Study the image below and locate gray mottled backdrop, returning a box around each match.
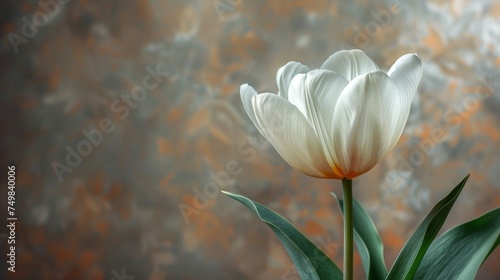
[1,0,499,279]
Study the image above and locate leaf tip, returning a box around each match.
[460,173,471,186]
[330,192,339,200]
[221,190,234,196]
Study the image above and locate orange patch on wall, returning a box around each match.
[95,220,109,235]
[29,227,47,245]
[90,172,104,195]
[78,250,98,268]
[382,230,404,249]
[157,137,173,155]
[302,220,326,236]
[167,108,183,124]
[423,27,444,54]
[314,208,331,219]
[47,242,77,267]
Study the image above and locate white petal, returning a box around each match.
[287,73,308,116]
[287,69,349,176]
[276,61,310,99]
[332,71,398,178]
[240,84,266,136]
[387,54,423,95]
[321,49,379,81]
[253,93,340,178]
[384,54,423,154]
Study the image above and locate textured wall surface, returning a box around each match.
[0,0,499,279]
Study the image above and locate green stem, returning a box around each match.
[342,178,353,280]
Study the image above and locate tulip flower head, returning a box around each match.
[240,49,423,179]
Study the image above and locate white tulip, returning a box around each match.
[240,49,423,179]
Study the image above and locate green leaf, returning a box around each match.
[386,174,470,280]
[222,191,343,280]
[332,193,388,280]
[414,208,500,280]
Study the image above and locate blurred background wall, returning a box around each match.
[0,0,499,279]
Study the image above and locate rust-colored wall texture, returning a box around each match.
[0,0,499,279]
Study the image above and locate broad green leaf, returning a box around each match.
[332,193,388,280]
[386,174,470,280]
[414,208,500,280]
[222,191,343,280]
